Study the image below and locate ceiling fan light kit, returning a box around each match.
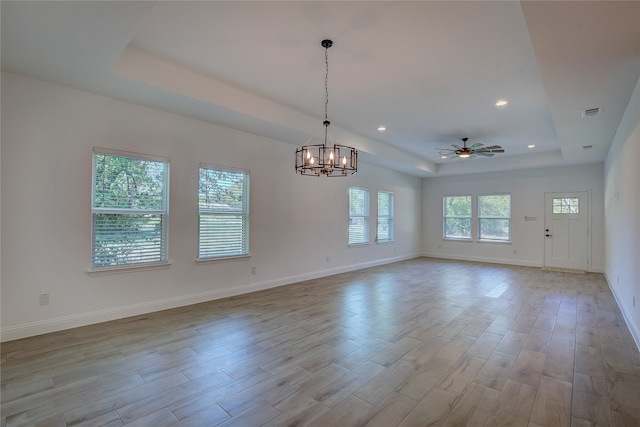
[438,137,504,160]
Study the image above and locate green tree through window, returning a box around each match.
[443,195,472,239]
[478,194,511,241]
[198,166,250,259]
[92,149,169,267]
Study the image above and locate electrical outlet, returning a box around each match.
[513,249,517,255]
[251,267,256,275]
[39,293,50,306]
[326,256,330,263]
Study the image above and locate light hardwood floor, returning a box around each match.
[2,258,640,426]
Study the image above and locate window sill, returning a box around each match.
[196,254,251,265]
[477,239,512,244]
[87,262,172,276]
[376,240,394,244]
[442,237,473,242]
[348,243,370,248]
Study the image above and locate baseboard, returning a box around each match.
[421,252,543,268]
[0,253,421,342]
[0,284,266,342]
[604,274,640,352]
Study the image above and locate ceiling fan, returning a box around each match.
[438,138,504,159]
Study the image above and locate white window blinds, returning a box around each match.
[443,195,472,239]
[198,165,250,259]
[478,194,511,241]
[377,191,394,243]
[91,149,169,268]
[349,187,370,245]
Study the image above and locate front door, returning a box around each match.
[544,192,589,271]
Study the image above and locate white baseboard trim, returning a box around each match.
[421,252,543,268]
[1,253,421,342]
[604,274,640,352]
[422,253,605,273]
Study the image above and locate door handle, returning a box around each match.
[546,234,552,237]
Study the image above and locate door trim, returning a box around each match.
[543,190,591,271]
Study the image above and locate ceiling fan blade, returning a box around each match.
[452,144,462,149]
[485,145,503,150]
[474,147,505,153]
[475,152,495,157]
[470,143,484,149]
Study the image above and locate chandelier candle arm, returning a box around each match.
[295,39,357,177]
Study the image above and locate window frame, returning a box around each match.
[552,197,580,214]
[376,190,394,243]
[442,195,472,240]
[477,193,511,242]
[90,147,170,271]
[197,163,250,261]
[349,187,370,246]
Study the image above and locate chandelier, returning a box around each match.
[295,39,357,177]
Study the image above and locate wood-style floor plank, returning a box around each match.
[2,258,640,426]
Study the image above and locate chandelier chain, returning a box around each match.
[324,45,329,123]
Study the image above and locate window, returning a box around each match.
[91,148,169,268]
[198,165,250,259]
[478,194,511,241]
[377,191,394,243]
[349,187,369,245]
[443,195,472,239]
[552,197,579,214]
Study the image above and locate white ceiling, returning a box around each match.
[2,1,639,177]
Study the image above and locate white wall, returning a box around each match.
[422,164,605,271]
[604,75,640,348]
[0,72,422,341]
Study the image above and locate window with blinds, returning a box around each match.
[377,191,394,243]
[478,194,511,241]
[91,149,169,268]
[198,165,250,259]
[443,195,472,239]
[349,187,370,245]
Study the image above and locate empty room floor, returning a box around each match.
[2,258,640,426]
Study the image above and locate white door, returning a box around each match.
[544,192,589,271]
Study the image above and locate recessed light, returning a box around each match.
[377,126,386,132]
[528,144,536,148]
[495,99,508,107]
